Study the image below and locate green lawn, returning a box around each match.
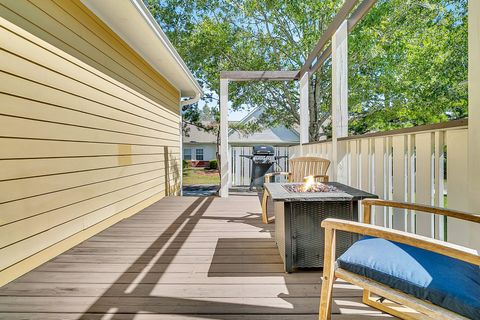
[183,168,220,185]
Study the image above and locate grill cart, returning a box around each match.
[240,145,287,191]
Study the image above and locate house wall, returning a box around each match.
[183,144,217,162]
[0,0,181,285]
[228,127,299,145]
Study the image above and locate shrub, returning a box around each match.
[208,159,218,169]
[183,160,189,170]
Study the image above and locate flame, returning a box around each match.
[303,175,315,192]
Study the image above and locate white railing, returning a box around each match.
[289,119,478,248]
[230,146,290,187]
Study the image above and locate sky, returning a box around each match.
[198,100,249,121]
[197,89,251,121]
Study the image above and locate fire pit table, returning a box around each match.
[264,181,377,272]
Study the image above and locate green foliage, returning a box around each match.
[208,159,218,169]
[200,105,216,122]
[348,0,468,133]
[182,159,189,170]
[146,0,467,138]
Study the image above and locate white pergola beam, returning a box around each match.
[299,72,310,148]
[298,0,359,78]
[219,79,229,197]
[220,71,298,81]
[331,20,349,181]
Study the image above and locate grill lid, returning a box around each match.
[252,145,275,155]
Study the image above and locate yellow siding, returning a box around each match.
[0,0,182,286]
[0,0,179,110]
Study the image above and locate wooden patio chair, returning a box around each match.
[319,199,480,320]
[261,156,330,224]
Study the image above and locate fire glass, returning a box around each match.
[282,182,339,193]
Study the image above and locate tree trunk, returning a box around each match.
[215,129,221,181]
[308,74,322,142]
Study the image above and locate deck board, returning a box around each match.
[0,193,395,319]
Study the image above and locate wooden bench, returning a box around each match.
[319,199,480,320]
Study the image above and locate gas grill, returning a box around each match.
[240,145,287,191]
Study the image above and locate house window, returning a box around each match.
[183,148,192,160]
[195,148,204,161]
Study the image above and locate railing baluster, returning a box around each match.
[392,135,408,231]
[407,134,416,233]
[415,133,435,238]
[446,129,471,246]
[373,137,387,227]
[434,131,445,240]
[286,121,469,245]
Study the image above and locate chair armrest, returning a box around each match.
[361,198,480,225]
[264,172,291,183]
[321,218,480,266]
[304,175,329,182]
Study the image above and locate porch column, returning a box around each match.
[467,0,480,248]
[299,71,310,153]
[331,20,348,181]
[219,78,229,197]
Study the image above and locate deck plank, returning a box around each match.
[0,314,392,320]
[0,193,395,319]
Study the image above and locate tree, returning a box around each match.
[146,0,467,139]
[348,0,468,133]
[199,105,216,122]
[145,0,342,141]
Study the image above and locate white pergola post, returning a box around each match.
[467,0,480,248]
[299,71,310,153]
[219,79,229,197]
[331,20,348,181]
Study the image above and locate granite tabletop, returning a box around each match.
[264,182,377,202]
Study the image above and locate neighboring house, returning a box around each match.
[182,108,299,169]
[183,123,217,167]
[0,0,201,285]
[228,107,299,146]
[228,108,299,186]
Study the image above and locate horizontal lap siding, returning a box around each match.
[0,0,181,282]
[0,0,179,111]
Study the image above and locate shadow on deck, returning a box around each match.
[0,193,394,319]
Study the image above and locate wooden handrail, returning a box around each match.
[264,172,291,183]
[362,198,480,225]
[321,218,480,266]
[302,118,468,146]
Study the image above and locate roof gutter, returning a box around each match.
[128,0,203,98]
[80,0,203,100]
[181,92,202,107]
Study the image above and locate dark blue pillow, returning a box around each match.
[337,236,480,319]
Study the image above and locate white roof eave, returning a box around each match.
[80,0,202,100]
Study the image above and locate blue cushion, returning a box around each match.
[337,236,480,319]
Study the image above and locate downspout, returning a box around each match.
[179,92,202,196]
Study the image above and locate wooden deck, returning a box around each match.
[0,193,394,319]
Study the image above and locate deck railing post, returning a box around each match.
[332,20,348,182]
[450,0,480,249]
[220,78,229,197]
[467,0,480,249]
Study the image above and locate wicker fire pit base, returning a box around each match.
[264,182,377,272]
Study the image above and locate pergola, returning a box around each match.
[219,0,376,197]
[219,0,480,204]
